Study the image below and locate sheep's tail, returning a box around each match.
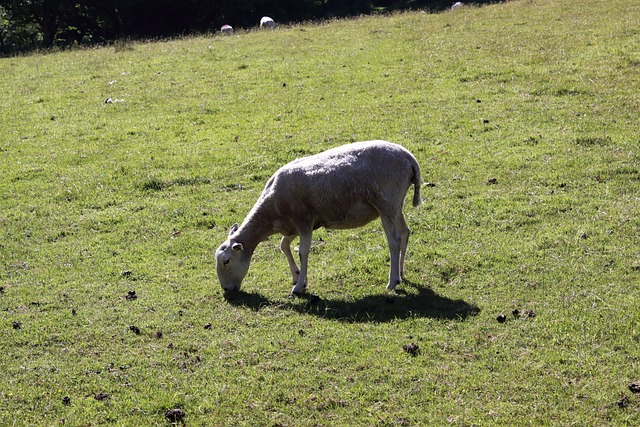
[411,161,422,208]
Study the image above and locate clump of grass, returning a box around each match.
[574,135,612,146]
[113,38,134,53]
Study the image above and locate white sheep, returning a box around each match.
[259,16,276,29]
[221,25,234,35]
[451,2,464,10]
[215,140,422,295]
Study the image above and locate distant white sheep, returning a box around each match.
[221,25,234,35]
[215,140,422,295]
[260,16,275,29]
[451,2,464,10]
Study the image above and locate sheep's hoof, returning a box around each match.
[290,283,307,296]
[386,280,401,291]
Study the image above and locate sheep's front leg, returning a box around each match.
[280,235,300,284]
[291,231,312,295]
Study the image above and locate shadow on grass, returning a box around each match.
[224,280,480,323]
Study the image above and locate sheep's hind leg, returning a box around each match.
[280,235,300,285]
[291,231,312,295]
[380,215,402,290]
[397,214,410,279]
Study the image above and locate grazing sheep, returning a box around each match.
[215,140,422,295]
[451,2,464,10]
[260,16,275,29]
[221,24,234,35]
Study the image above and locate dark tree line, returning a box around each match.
[0,0,495,54]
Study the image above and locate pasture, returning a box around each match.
[1,0,639,425]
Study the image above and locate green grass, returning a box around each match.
[1,0,640,425]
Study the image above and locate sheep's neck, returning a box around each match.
[235,203,276,249]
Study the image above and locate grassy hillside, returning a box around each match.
[1,0,639,425]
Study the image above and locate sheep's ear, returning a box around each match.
[232,242,244,251]
[229,223,239,236]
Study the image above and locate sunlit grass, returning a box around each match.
[1,0,639,425]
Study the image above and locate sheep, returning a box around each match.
[260,16,276,29]
[215,140,422,295]
[221,24,234,35]
[451,2,464,10]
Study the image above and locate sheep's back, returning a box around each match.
[264,141,417,229]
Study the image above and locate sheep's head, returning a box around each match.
[215,224,251,292]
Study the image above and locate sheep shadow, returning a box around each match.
[223,280,480,323]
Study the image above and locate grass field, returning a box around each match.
[1,0,640,425]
